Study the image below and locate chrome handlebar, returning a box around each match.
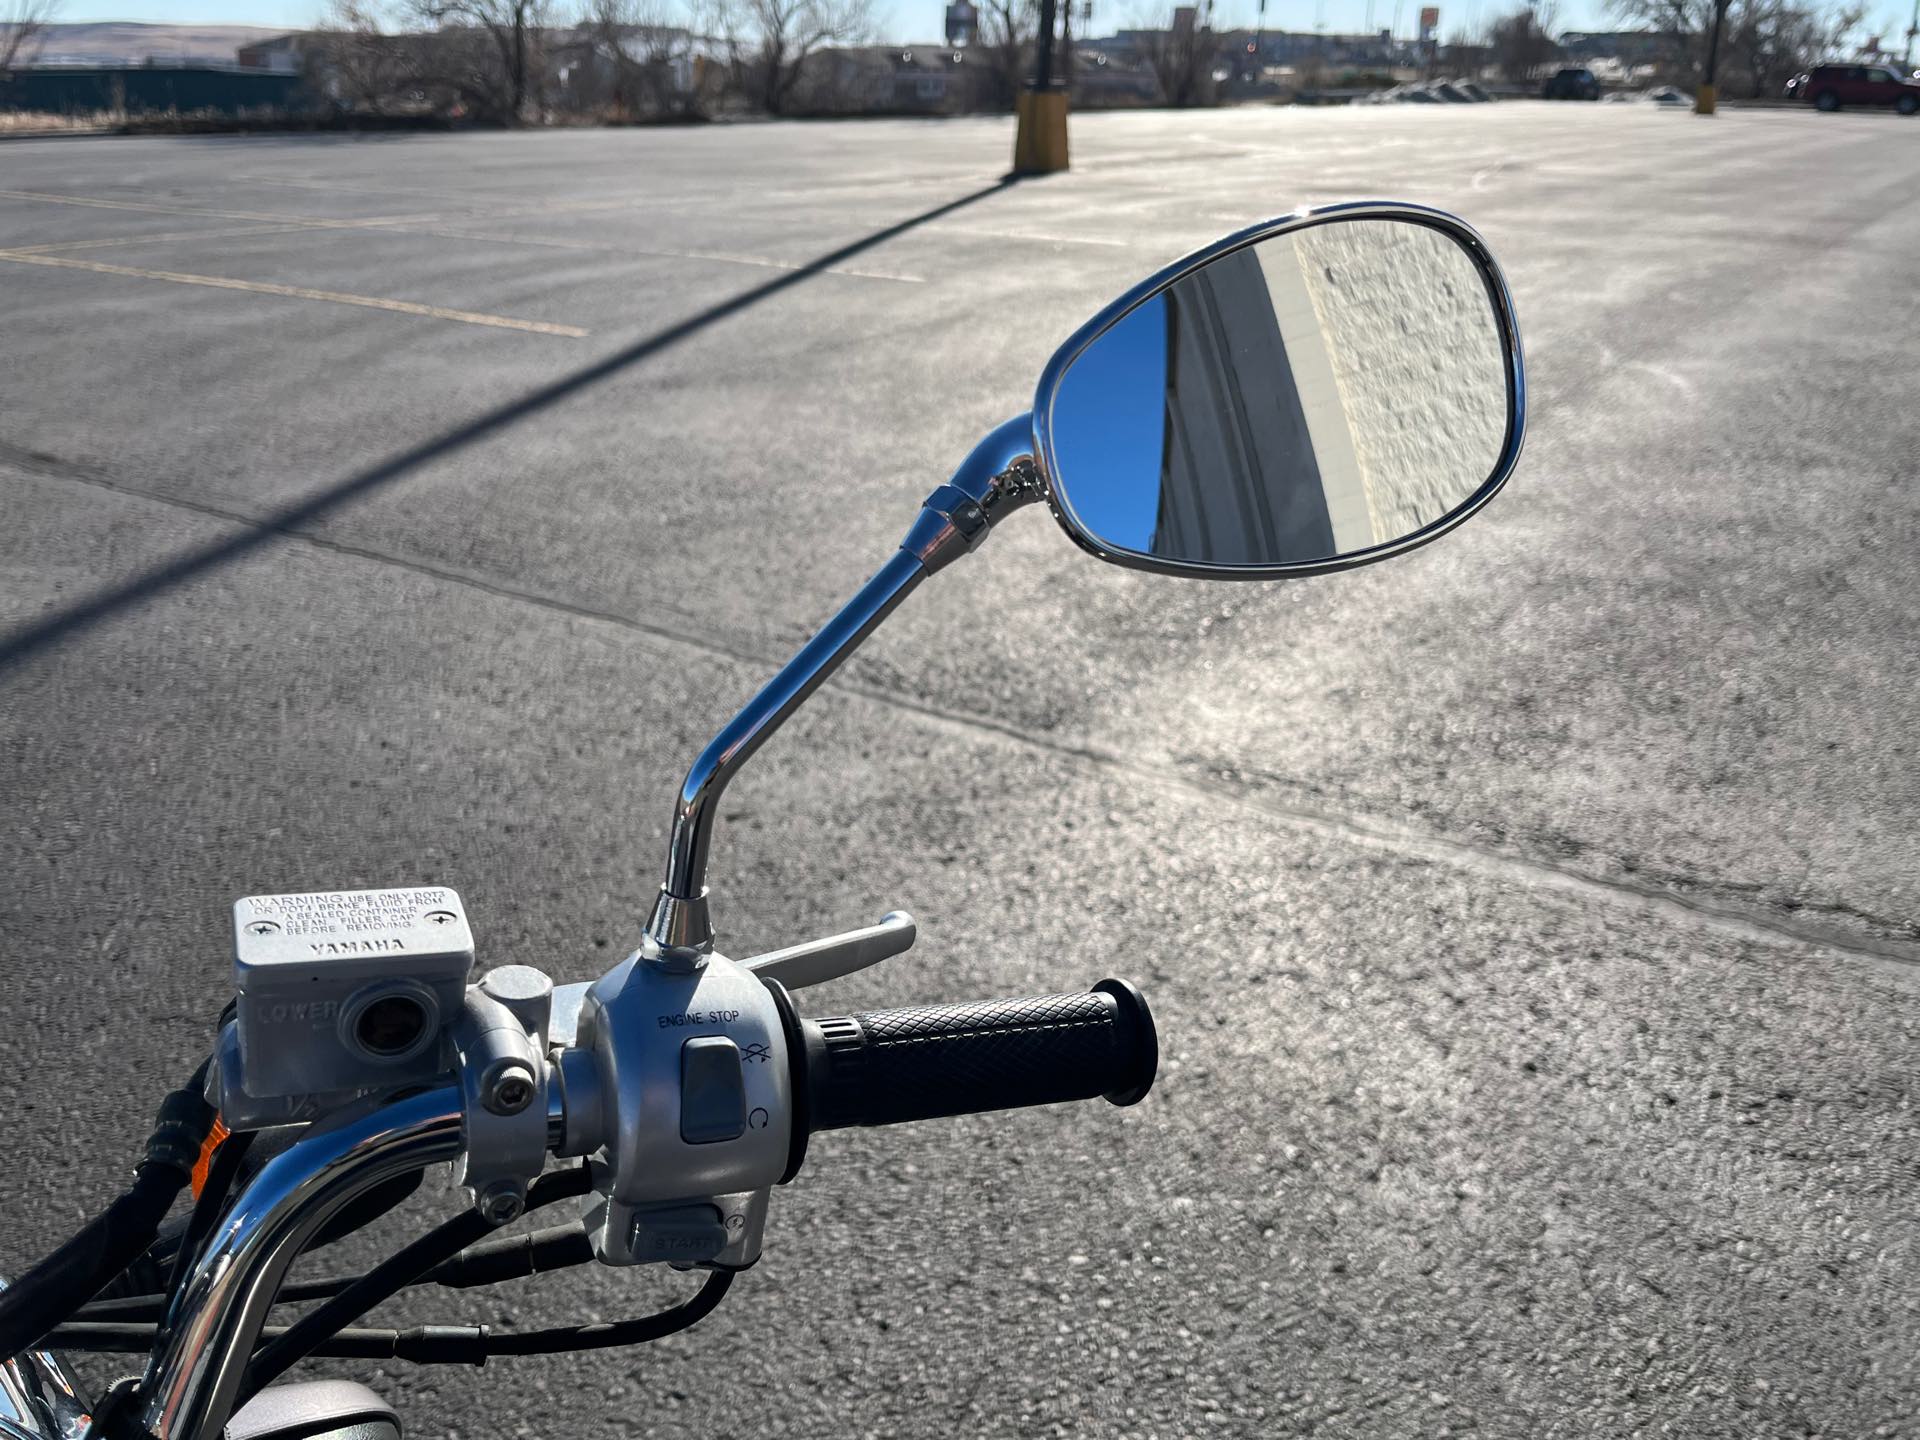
[119,909,1140,1440]
[144,937,812,1440]
[139,1089,465,1440]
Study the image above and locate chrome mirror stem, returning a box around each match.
[645,414,1043,966]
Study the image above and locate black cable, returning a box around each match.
[162,1129,255,1306]
[52,1269,734,1365]
[0,1058,216,1362]
[86,1166,428,1313]
[481,1269,733,1355]
[87,1214,189,1307]
[425,1221,596,1290]
[239,1162,593,1400]
[52,1321,493,1365]
[78,1221,597,1323]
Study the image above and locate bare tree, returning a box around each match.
[405,0,551,119]
[1487,3,1559,79]
[1609,0,1712,78]
[1727,0,1860,92]
[1611,0,1860,84]
[1134,0,1219,106]
[578,0,697,116]
[715,0,870,114]
[313,0,423,113]
[974,0,1036,107]
[2,0,62,78]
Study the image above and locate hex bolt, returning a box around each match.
[481,1058,537,1116]
[245,920,280,936]
[478,1181,523,1225]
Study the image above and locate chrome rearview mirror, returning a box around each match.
[643,202,1526,962]
[1034,203,1525,577]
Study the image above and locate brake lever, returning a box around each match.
[547,913,915,1050]
[743,911,917,990]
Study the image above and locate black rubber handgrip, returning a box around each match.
[801,979,1156,1132]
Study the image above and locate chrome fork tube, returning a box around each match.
[139,1089,464,1440]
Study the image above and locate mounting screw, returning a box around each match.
[424,911,457,926]
[478,1181,523,1225]
[245,921,280,936]
[481,1058,536,1116]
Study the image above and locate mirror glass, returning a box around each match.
[1044,217,1513,571]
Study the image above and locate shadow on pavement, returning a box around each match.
[0,173,1027,674]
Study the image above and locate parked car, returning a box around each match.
[1786,63,1920,112]
[1542,67,1601,100]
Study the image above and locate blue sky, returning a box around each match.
[1049,292,1170,555]
[54,0,1912,53]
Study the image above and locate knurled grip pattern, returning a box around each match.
[807,987,1154,1130]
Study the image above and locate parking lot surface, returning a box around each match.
[3,103,1919,1438]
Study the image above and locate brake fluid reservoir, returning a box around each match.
[232,887,475,1100]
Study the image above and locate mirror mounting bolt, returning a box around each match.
[903,484,989,575]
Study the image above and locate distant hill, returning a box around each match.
[21,21,289,67]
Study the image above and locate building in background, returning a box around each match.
[236,33,310,72]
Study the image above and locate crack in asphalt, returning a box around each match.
[6,443,1916,976]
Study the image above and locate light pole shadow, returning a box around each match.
[0,173,1030,674]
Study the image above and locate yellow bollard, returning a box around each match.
[1694,83,1717,114]
[1013,88,1070,174]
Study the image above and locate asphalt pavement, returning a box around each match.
[2,102,1918,1438]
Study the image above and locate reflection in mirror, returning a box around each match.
[1046,218,1512,570]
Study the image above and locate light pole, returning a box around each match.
[1061,0,1074,98]
[1013,0,1069,170]
[1695,0,1727,112]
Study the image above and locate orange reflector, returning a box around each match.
[190,1116,231,1198]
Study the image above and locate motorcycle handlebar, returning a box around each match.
[797,979,1157,1133]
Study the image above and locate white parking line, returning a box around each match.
[0,249,588,337]
[4,223,326,255]
[0,187,437,230]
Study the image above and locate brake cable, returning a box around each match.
[52,1155,733,1370]
[49,1268,734,1366]
[239,1160,595,1399]
[76,1221,597,1323]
